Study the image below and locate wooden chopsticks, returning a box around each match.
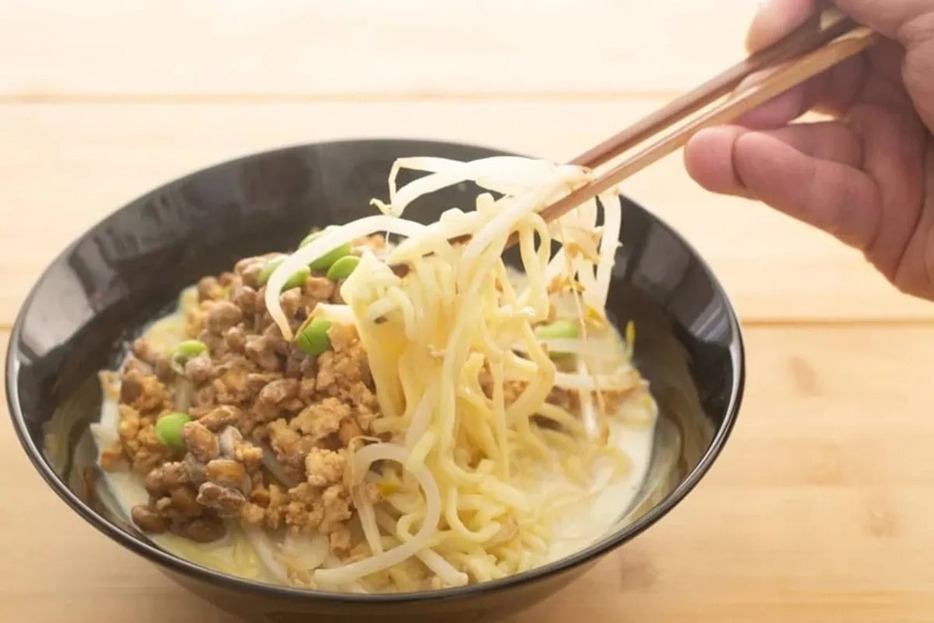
[568,10,859,169]
[538,10,876,228]
[389,10,876,276]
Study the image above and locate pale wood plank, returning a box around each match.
[3,326,934,622]
[0,0,757,98]
[1,102,930,325]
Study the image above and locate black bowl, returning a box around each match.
[6,139,743,623]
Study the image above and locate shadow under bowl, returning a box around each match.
[5,138,744,623]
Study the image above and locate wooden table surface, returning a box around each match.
[2,2,934,621]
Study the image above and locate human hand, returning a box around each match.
[683,0,934,300]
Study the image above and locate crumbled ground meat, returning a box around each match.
[131,338,173,381]
[259,378,300,407]
[230,434,264,471]
[303,277,335,303]
[318,484,353,533]
[279,288,303,319]
[291,398,349,440]
[267,418,321,474]
[329,526,354,555]
[338,417,364,446]
[119,369,171,414]
[183,421,220,462]
[206,458,246,489]
[225,325,248,353]
[131,505,169,533]
[213,361,253,404]
[207,300,243,333]
[197,327,228,359]
[184,453,208,486]
[241,481,354,537]
[304,448,345,487]
[116,404,174,472]
[197,405,242,432]
[105,235,385,552]
[184,354,214,384]
[245,334,282,371]
[197,481,247,517]
[198,276,226,302]
[345,541,373,563]
[126,423,264,541]
[298,375,316,401]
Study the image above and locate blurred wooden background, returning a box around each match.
[2,2,933,622]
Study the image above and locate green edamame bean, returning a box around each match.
[257,258,310,289]
[155,412,192,450]
[297,318,332,356]
[300,228,353,271]
[283,266,311,289]
[173,339,207,361]
[326,255,360,281]
[534,319,580,340]
[309,242,352,271]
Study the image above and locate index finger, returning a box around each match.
[746,0,820,52]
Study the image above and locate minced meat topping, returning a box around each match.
[100,235,386,546]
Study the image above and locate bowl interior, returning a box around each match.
[6,138,743,599]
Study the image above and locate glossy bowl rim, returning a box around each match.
[5,137,744,605]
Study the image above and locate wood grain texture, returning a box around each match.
[4,1,934,620]
[2,102,931,326]
[3,327,934,623]
[0,0,757,99]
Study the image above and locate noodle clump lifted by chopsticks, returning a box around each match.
[259,156,636,589]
